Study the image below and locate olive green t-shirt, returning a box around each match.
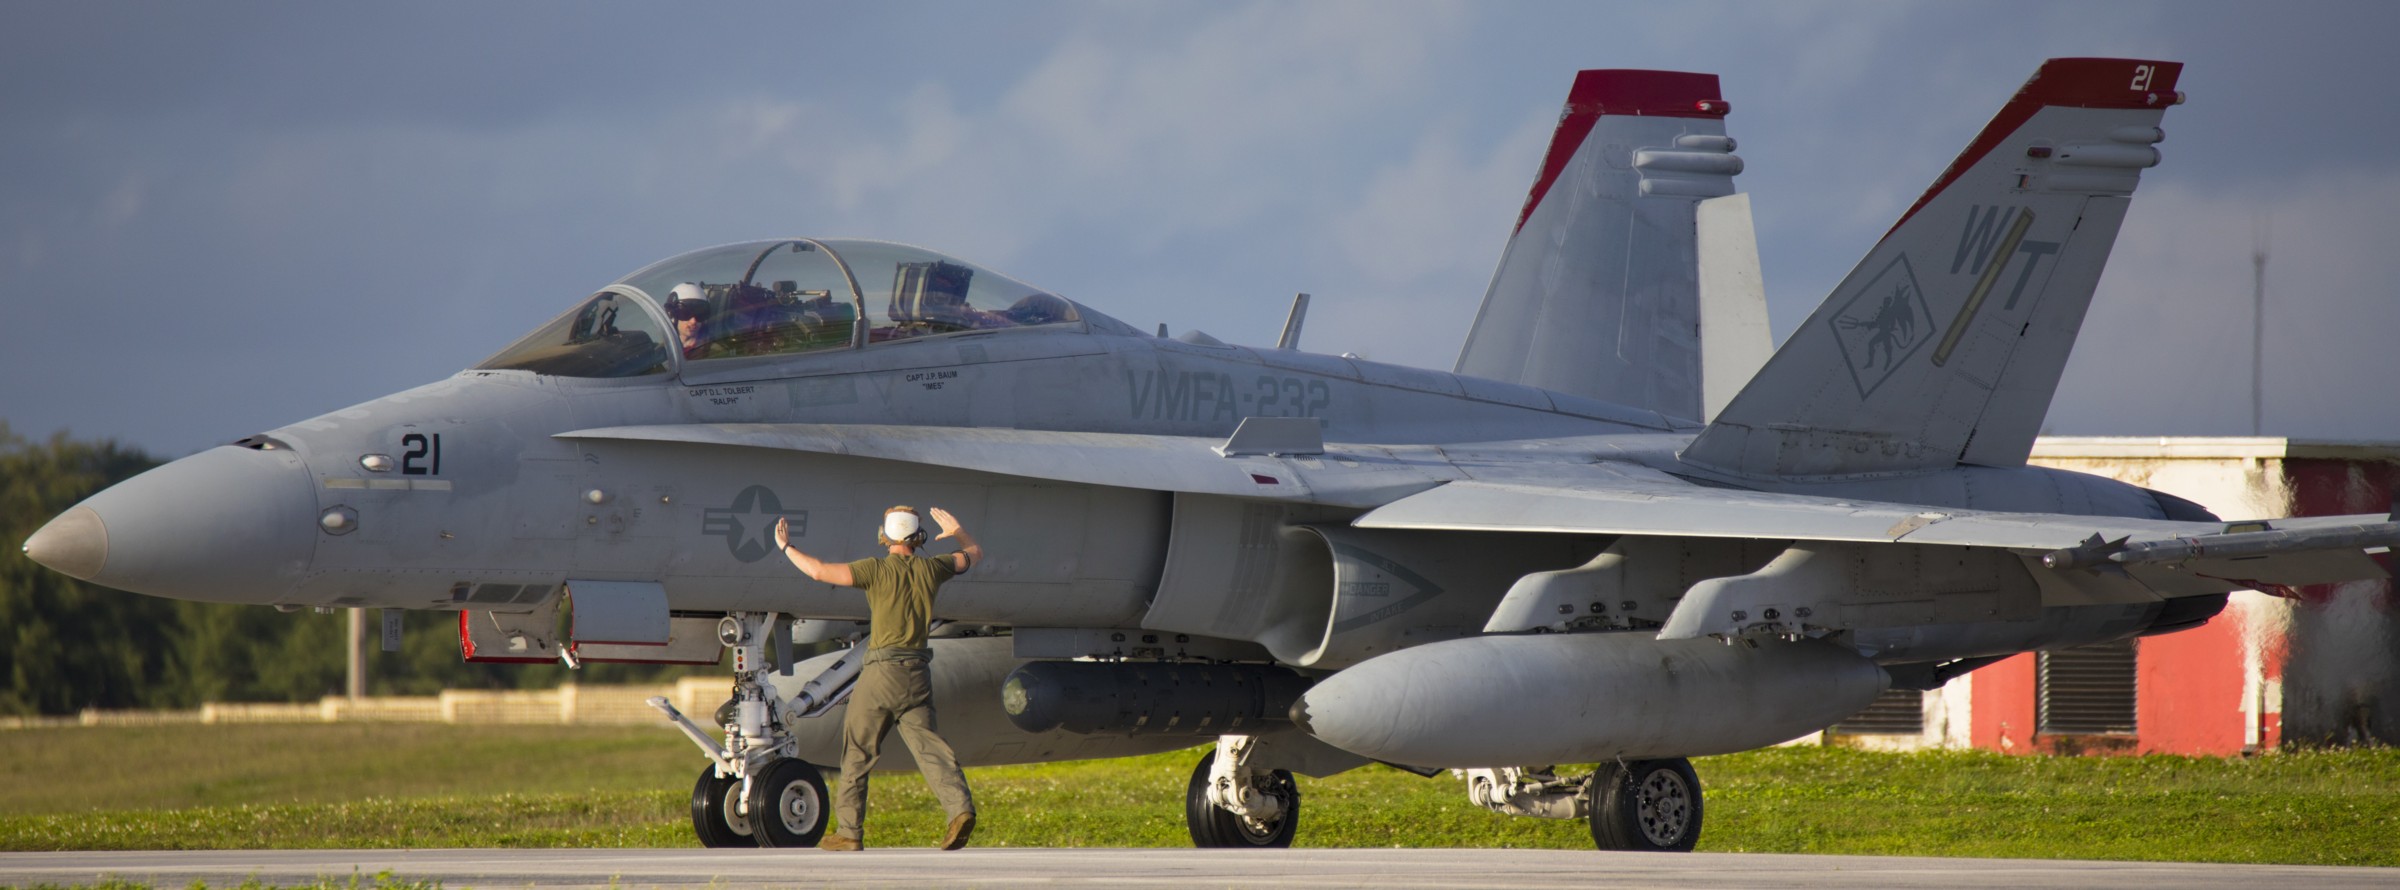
[844,552,961,651]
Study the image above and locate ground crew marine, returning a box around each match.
[774,505,983,852]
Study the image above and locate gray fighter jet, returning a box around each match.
[26,58,2397,852]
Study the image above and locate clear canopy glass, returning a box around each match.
[476,239,1116,378]
[622,238,1086,356]
[473,289,671,378]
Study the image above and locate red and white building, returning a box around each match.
[1834,438,2399,755]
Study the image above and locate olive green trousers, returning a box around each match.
[834,649,974,840]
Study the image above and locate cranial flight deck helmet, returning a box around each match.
[878,506,927,548]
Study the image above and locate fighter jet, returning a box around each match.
[26,58,2398,852]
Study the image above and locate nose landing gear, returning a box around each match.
[650,611,839,849]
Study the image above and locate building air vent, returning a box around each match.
[2038,639,2138,736]
[1836,687,1927,735]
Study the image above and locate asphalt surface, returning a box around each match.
[4,848,2397,889]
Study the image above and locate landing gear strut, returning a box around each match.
[1458,757,1703,851]
[650,611,838,849]
[1186,736,1300,847]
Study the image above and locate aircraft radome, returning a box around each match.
[26,58,2400,851]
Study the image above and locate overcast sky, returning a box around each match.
[4,1,2396,457]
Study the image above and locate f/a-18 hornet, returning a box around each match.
[28,58,2398,851]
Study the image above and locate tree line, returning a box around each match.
[1,425,705,716]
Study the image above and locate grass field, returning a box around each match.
[1,723,2395,865]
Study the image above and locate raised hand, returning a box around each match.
[929,507,962,539]
[774,516,792,549]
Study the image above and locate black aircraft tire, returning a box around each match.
[1184,751,1299,848]
[744,759,831,848]
[1589,758,1703,852]
[690,765,756,848]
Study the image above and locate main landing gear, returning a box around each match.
[652,611,845,848]
[1587,759,1702,851]
[1461,758,1703,851]
[1185,736,1301,847]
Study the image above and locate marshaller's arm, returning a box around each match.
[774,517,853,586]
[930,507,983,573]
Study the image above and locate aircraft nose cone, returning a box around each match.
[23,505,108,580]
[32,445,319,603]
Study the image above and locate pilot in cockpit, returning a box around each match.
[909,264,1007,333]
[998,292,1073,326]
[666,283,715,359]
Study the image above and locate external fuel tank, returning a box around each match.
[1290,631,1888,767]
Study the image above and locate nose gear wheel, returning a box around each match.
[746,758,830,848]
[690,765,757,848]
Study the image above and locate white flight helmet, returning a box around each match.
[665,283,710,321]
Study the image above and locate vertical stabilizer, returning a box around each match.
[1683,58,2184,479]
[1456,70,1741,422]
[1696,193,1771,422]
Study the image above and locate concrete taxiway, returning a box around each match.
[4,848,2396,889]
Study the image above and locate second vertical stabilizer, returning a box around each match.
[1456,70,1741,422]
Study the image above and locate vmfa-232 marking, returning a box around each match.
[664,329,1654,436]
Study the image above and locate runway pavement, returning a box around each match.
[4,848,2397,889]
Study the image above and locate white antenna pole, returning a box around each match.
[2251,216,2269,437]
[347,607,366,700]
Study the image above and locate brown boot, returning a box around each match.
[939,812,976,850]
[820,833,864,852]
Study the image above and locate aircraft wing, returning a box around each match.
[565,424,2389,592]
[1355,467,2396,592]
[556,423,1449,508]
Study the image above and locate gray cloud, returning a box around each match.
[3,0,2395,456]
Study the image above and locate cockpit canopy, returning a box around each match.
[476,239,1117,378]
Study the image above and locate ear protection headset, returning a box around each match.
[877,505,928,547]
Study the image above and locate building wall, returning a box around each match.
[1964,653,2035,753]
[2025,441,2294,755]
[2134,612,2248,755]
[1852,439,2400,755]
[2280,458,2400,746]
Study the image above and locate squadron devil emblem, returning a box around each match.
[1827,255,1934,398]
